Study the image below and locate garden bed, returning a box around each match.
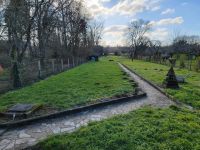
[0,57,141,127]
[0,90,146,128]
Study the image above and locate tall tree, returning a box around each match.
[127,19,151,60]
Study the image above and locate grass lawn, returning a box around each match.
[0,57,134,111]
[31,107,200,150]
[115,56,200,109]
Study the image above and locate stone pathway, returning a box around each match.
[0,64,174,150]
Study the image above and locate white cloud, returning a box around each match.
[103,26,171,46]
[161,8,175,15]
[149,17,184,26]
[104,25,128,35]
[102,25,129,46]
[145,28,169,43]
[102,22,174,46]
[84,0,161,17]
[84,0,110,17]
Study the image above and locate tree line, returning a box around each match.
[0,0,103,88]
[126,19,200,71]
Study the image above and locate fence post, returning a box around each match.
[52,59,55,73]
[68,58,70,68]
[38,60,41,78]
[73,57,75,67]
[61,59,64,71]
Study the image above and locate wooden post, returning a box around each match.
[52,59,55,73]
[68,58,70,68]
[38,60,41,78]
[73,57,75,67]
[61,59,64,70]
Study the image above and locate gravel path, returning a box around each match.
[0,63,174,150]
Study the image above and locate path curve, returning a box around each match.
[0,63,174,150]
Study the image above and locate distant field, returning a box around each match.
[115,56,200,109]
[33,107,200,150]
[0,57,134,111]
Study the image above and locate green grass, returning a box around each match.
[0,57,134,111]
[32,107,200,150]
[115,56,200,109]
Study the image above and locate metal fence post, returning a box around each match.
[52,59,55,73]
[38,60,41,78]
[61,59,64,71]
[67,58,69,68]
[73,57,75,67]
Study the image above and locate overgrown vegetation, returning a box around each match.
[0,57,134,111]
[116,56,200,108]
[179,54,187,68]
[31,107,200,150]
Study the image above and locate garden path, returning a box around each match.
[0,63,174,150]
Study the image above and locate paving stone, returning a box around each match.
[61,127,75,133]
[34,129,42,133]
[4,141,15,150]
[19,130,31,138]
[51,127,60,134]
[15,138,36,145]
[64,121,75,126]
[0,139,10,150]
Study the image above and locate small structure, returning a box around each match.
[88,55,99,62]
[1,104,41,120]
[176,76,185,83]
[163,58,179,89]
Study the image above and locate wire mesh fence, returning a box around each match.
[0,57,87,94]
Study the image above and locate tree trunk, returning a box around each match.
[11,61,22,88]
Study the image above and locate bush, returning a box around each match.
[179,54,187,68]
[194,56,200,72]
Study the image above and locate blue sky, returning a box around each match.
[85,0,200,46]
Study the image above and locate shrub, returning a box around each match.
[194,56,200,72]
[179,54,187,68]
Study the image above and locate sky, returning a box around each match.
[84,0,200,46]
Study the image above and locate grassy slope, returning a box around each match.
[0,57,133,111]
[33,107,200,150]
[115,57,200,109]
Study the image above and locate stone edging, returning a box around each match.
[121,64,186,107]
[0,92,146,129]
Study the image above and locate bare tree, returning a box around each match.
[127,19,151,61]
[150,40,161,62]
[0,0,103,88]
[87,20,104,47]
